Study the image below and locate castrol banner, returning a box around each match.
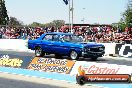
[70,61,132,76]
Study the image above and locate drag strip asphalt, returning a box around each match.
[0,50,132,66]
[0,50,132,88]
[0,72,98,88]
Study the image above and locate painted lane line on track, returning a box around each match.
[0,67,102,88]
[0,67,75,83]
[0,67,132,88]
[0,73,99,88]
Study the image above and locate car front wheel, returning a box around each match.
[35,47,44,57]
[70,51,79,60]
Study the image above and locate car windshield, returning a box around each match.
[62,35,83,43]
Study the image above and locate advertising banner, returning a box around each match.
[75,62,132,85]
[0,55,23,68]
[70,61,132,76]
[0,54,33,69]
[115,44,132,58]
[28,57,75,74]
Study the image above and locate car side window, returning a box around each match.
[43,34,53,41]
[63,35,71,42]
[52,35,59,41]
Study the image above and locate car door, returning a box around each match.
[41,34,54,53]
[52,34,65,54]
[52,35,72,55]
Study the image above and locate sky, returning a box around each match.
[5,0,128,25]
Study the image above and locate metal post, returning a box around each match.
[83,8,85,24]
[69,0,71,32]
[71,0,73,33]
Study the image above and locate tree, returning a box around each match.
[45,22,54,28]
[122,0,132,28]
[44,20,65,28]
[116,0,132,31]
[51,20,65,29]
[8,17,23,26]
[28,20,65,28]
[0,0,9,25]
[28,22,44,27]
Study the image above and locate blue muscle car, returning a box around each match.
[28,32,105,60]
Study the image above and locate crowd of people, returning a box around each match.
[61,26,132,44]
[0,25,131,44]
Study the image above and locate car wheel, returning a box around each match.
[91,57,98,61]
[70,51,79,60]
[35,47,44,57]
[76,76,86,85]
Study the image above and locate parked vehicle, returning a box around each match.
[28,32,105,60]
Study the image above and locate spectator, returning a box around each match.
[0,25,131,44]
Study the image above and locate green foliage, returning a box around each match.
[28,20,65,28]
[116,0,132,31]
[44,20,65,28]
[51,20,65,29]
[118,22,126,32]
[119,0,132,28]
[28,22,45,27]
[123,7,132,28]
[8,17,23,26]
[0,0,9,25]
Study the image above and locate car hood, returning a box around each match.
[79,42,104,47]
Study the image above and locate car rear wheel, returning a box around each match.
[35,47,44,57]
[70,51,79,60]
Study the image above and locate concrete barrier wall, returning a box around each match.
[1,39,131,57]
[100,43,116,55]
[0,39,116,55]
[0,39,33,52]
[115,44,132,58]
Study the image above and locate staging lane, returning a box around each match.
[0,50,132,66]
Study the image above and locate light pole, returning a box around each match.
[82,8,85,24]
[68,0,74,33]
[71,0,74,33]
[81,18,85,24]
[69,0,71,31]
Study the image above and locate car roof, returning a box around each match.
[38,32,77,40]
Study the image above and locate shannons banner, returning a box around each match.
[28,57,75,74]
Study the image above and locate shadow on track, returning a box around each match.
[42,54,108,62]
